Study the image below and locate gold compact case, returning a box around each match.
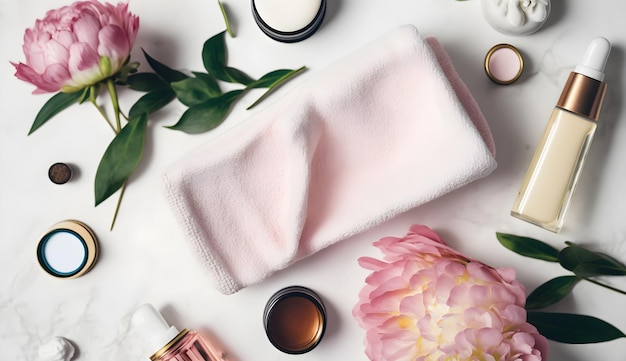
[263,286,326,354]
[36,220,99,279]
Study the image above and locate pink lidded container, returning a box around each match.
[484,44,524,85]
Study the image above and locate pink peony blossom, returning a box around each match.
[11,0,139,94]
[353,225,549,361]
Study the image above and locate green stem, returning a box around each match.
[106,78,122,132]
[110,181,127,231]
[583,276,626,295]
[90,87,117,133]
[105,79,126,231]
[218,0,235,37]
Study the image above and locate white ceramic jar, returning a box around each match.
[482,0,551,35]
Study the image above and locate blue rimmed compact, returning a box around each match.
[36,220,99,279]
[252,0,326,43]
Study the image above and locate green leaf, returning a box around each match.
[218,0,235,38]
[78,86,93,104]
[559,245,599,271]
[171,75,222,107]
[128,89,176,120]
[496,232,560,262]
[201,31,254,85]
[247,66,306,109]
[526,311,626,344]
[166,90,243,134]
[202,31,227,72]
[222,67,255,85]
[126,72,170,92]
[525,276,580,310]
[559,245,626,276]
[94,114,148,206]
[192,72,222,97]
[114,60,139,84]
[574,261,626,277]
[142,49,189,83]
[28,90,85,135]
[247,69,295,89]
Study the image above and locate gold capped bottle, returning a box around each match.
[131,304,229,361]
[511,37,611,233]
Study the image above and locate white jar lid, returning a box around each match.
[252,0,326,43]
[255,0,322,32]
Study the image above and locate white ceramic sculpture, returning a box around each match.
[482,0,551,35]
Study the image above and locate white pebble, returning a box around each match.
[38,337,75,361]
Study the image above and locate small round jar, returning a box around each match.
[252,0,326,43]
[264,286,326,354]
[485,44,524,85]
[37,220,99,279]
[48,163,73,184]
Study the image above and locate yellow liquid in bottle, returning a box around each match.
[511,108,596,232]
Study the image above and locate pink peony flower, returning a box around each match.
[353,225,549,361]
[11,0,139,94]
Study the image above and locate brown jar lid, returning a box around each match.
[48,163,73,184]
[264,286,326,354]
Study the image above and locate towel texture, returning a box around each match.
[163,25,497,294]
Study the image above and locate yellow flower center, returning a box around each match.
[397,315,413,329]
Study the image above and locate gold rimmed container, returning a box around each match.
[36,220,99,279]
[485,43,524,85]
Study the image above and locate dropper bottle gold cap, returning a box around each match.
[557,73,606,121]
[556,37,610,121]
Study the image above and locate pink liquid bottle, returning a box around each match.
[132,304,229,361]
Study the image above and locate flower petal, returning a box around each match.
[358,256,389,271]
[68,42,102,85]
[52,29,76,49]
[41,63,72,91]
[42,39,70,67]
[73,10,102,45]
[97,24,130,73]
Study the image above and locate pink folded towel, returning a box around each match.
[162,25,497,294]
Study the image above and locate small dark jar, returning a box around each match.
[263,286,327,354]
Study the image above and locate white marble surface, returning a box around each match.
[1,0,626,360]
